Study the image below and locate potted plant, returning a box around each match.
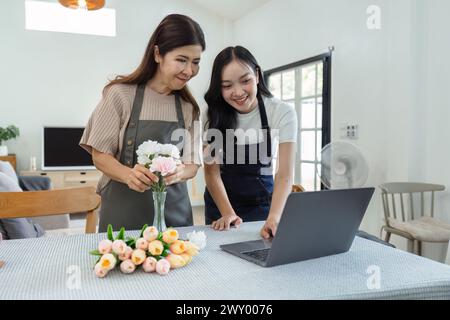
[0,125,20,156]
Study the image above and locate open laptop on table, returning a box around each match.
[220,188,375,267]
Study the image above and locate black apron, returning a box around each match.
[99,84,193,232]
[204,95,274,224]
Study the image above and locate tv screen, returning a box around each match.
[42,127,95,170]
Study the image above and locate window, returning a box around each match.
[25,0,116,37]
[265,53,331,191]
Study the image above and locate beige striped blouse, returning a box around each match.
[80,83,202,193]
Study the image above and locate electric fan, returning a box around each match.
[317,141,369,189]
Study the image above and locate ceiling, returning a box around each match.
[190,0,271,20]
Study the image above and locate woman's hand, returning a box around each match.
[163,163,186,186]
[125,164,159,193]
[260,216,280,239]
[212,214,243,231]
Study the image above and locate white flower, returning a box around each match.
[137,154,151,166]
[136,140,160,159]
[186,230,207,250]
[159,143,181,159]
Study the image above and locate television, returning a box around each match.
[42,127,95,170]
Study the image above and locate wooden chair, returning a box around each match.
[0,186,100,234]
[380,182,450,256]
[291,184,305,193]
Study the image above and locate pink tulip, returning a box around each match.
[142,257,157,273]
[180,253,192,265]
[170,240,187,255]
[120,259,136,274]
[98,239,112,254]
[162,229,179,244]
[143,226,159,242]
[99,253,117,271]
[184,241,200,257]
[131,249,146,265]
[136,238,148,250]
[112,240,127,255]
[148,240,164,256]
[118,246,133,261]
[156,259,171,275]
[166,254,186,269]
[94,263,108,278]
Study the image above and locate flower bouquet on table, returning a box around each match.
[90,224,207,278]
[136,140,182,231]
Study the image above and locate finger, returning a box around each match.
[135,165,159,183]
[224,218,231,230]
[261,228,270,239]
[219,219,225,231]
[234,217,243,228]
[164,177,172,186]
[129,180,145,193]
[271,224,277,237]
[211,221,216,228]
[164,175,178,186]
[134,171,152,186]
[131,177,147,192]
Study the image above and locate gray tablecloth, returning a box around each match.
[1,222,450,300]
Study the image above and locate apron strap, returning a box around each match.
[120,84,146,167]
[174,94,185,129]
[257,93,272,159]
[174,93,186,157]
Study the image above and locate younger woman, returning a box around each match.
[203,46,297,239]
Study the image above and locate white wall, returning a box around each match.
[0,0,224,175]
[231,0,450,260]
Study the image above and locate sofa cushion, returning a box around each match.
[0,172,45,240]
[0,161,18,185]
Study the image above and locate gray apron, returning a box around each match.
[98,84,193,232]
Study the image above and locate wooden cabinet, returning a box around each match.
[20,170,102,189]
[0,154,16,171]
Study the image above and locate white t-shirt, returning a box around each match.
[203,96,297,169]
[203,96,297,144]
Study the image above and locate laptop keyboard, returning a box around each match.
[242,248,270,261]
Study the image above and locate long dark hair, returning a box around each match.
[105,14,205,120]
[204,46,272,134]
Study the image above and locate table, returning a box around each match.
[1,222,450,300]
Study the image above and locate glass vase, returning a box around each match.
[152,191,167,232]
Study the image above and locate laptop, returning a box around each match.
[220,187,375,267]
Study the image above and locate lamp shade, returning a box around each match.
[58,0,105,10]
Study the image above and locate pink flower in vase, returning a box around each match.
[150,156,177,177]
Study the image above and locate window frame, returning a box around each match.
[264,52,332,190]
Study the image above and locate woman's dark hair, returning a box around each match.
[204,46,272,134]
[105,14,205,120]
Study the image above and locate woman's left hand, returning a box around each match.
[260,216,280,239]
[163,163,186,186]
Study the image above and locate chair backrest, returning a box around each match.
[292,184,305,193]
[0,187,100,233]
[379,182,445,224]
